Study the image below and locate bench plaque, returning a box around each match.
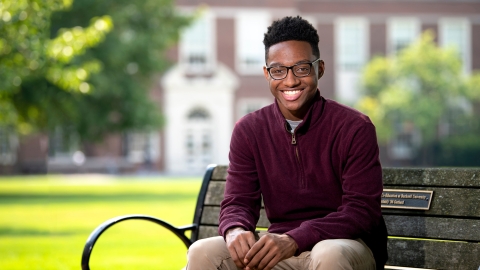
[381,189,433,210]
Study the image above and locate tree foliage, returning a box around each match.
[356,31,480,150]
[0,0,191,140]
[0,0,112,132]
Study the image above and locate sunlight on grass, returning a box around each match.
[0,175,202,270]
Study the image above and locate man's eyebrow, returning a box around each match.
[268,59,312,67]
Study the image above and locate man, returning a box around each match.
[186,16,388,270]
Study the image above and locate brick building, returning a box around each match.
[2,0,479,174]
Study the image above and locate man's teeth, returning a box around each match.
[283,90,301,95]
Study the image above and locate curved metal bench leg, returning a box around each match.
[81,214,196,270]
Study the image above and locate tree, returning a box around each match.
[355,31,480,165]
[0,0,191,140]
[0,0,112,131]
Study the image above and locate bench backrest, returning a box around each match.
[192,165,480,269]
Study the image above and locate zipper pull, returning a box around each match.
[291,133,297,145]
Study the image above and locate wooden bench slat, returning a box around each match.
[383,167,480,187]
[384,215,480,241]
[198,225,219,240]
[199,206,219,225]
[382,186,479,217]
[387,238,480,270]
[384,266,434,270]
[212,166,228,180]
[204,181,226,205]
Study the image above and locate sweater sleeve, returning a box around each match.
[285,122,384,254]
[218,119,262,237]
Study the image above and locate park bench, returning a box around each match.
[81,164,480,270]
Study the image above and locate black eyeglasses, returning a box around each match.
[266,58,321,80]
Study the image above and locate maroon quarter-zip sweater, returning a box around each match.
[219,92,388,268]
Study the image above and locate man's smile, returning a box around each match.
[282,90,302,95]
[281,89,303,101]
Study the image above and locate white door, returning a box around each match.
[184,108,212,172]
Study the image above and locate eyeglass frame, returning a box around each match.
[266,58,322,80]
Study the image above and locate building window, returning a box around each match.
[336,18,369,72]
[179,11,215,74]
[236,12,270,75]
[0,127,18,165]
[388,18,420,55]
[48,126,80,159]
[335,17,369,104]
[439,18,471,74]
[125,132,160,164]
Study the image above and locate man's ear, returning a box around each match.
[317,60,325,79]
[263,66,270,81]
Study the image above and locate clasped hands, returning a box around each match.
[225,227,298,270]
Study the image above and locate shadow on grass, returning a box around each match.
[0,193,196,205]
[0,227,77,236]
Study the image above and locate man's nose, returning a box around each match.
[282,69,300,87]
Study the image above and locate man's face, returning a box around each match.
[263,40,324,121]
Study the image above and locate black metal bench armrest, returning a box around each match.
[81,214,197,270]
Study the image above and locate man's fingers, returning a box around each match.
[256,252,280,270]
[226,229,256,268]
[245,233,298,270]
[245,237,278,270]
[245,236,275,268]
[244,236,265,264]
[226,235,246,268]
[227,244,246,268]
[238,231,256,262]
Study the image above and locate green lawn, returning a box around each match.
[0,174,202,270]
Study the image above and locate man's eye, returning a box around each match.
[271,68,285,74]
[295,66,310,72]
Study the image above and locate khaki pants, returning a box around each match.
[185,232,375,270]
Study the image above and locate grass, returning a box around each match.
[0,174,202,270]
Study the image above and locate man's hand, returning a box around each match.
[225,227,256,268]
[244,233,298,270]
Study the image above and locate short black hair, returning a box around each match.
[263,16,320,62]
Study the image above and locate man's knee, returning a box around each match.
[312,239,350,260]
[188,236,227,259]
[310,239,375,270]
[186,236,235,270]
